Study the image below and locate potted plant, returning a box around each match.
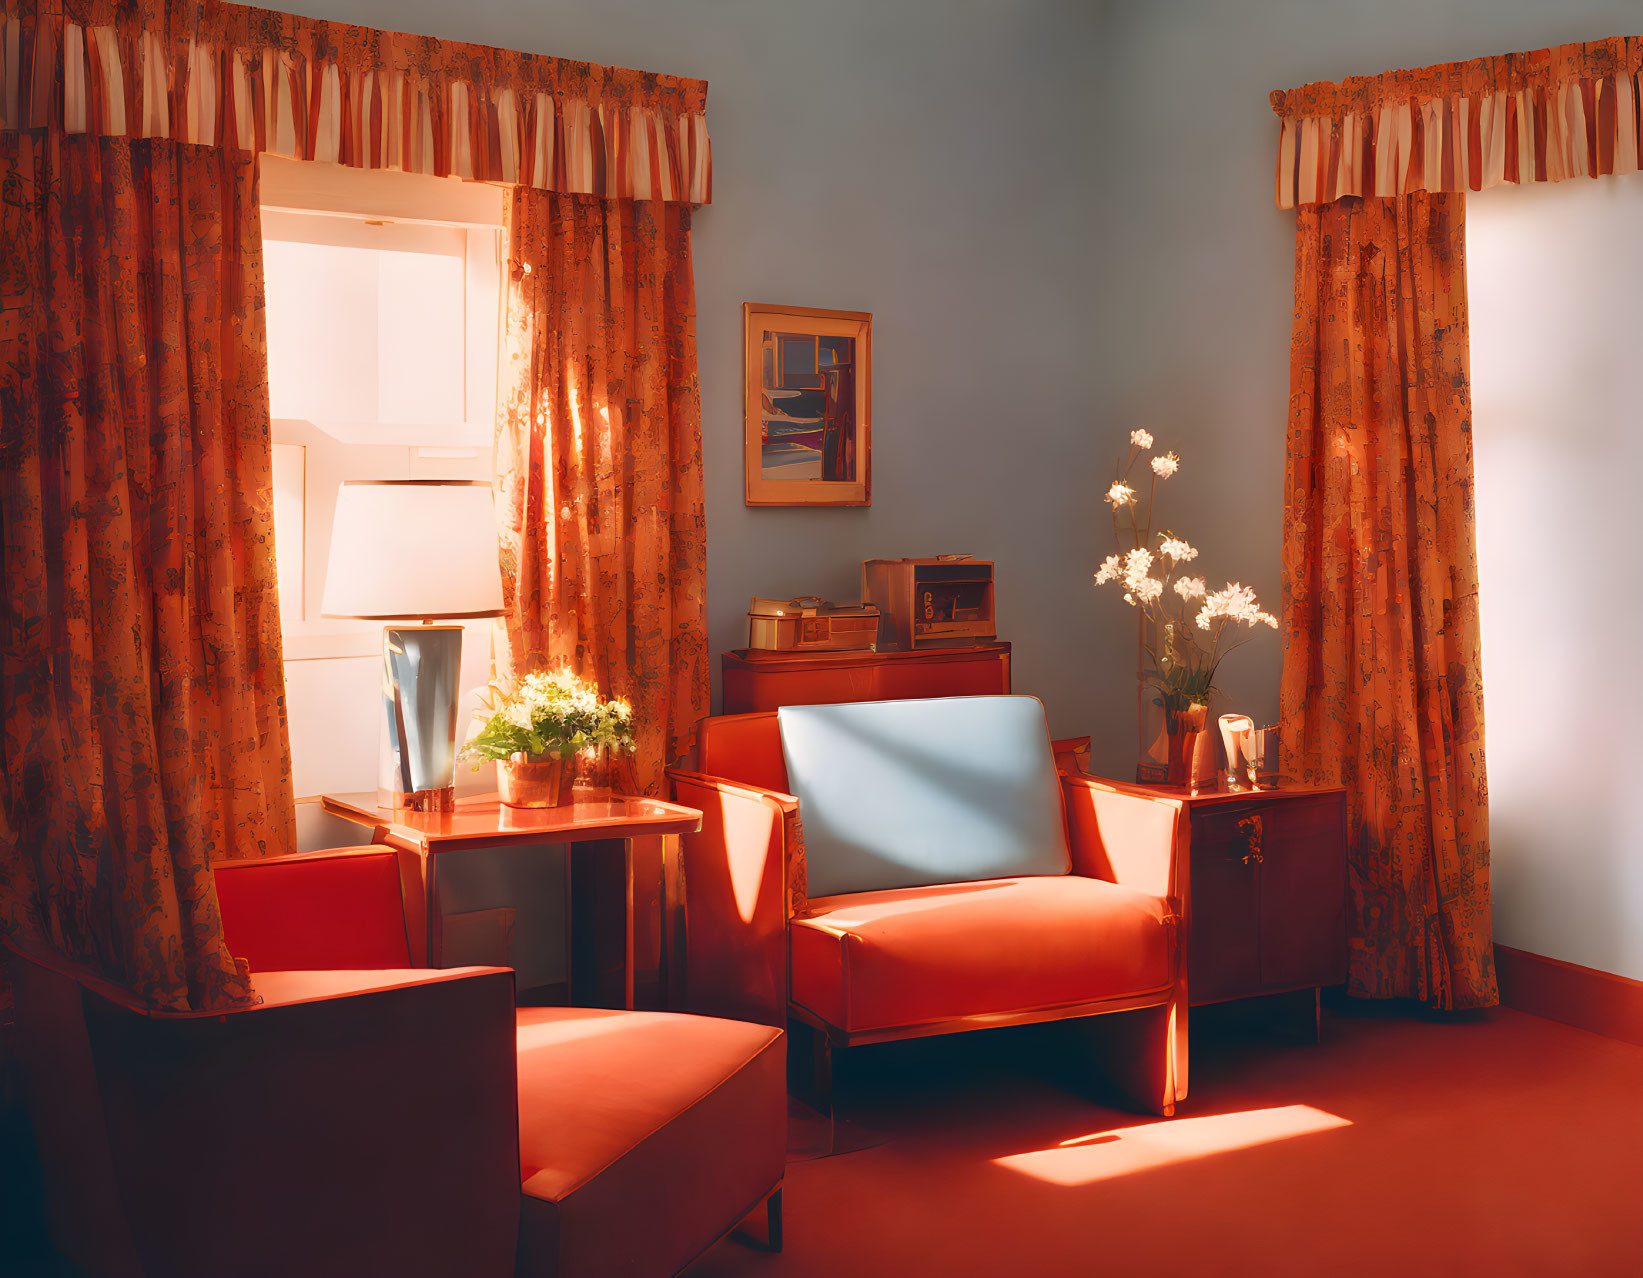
[1095,429,1278,785]
[461,668,636,808]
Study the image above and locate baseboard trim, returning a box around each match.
[1495,945,1643,1047]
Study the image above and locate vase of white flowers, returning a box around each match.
[461,668,637,808]
[1095,429,1279,785]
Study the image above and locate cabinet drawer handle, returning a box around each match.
[1232,814,1263,866]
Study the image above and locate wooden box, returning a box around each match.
[861,557,995,651]
[746,597,880,653]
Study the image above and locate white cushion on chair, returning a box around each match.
[776,696,1072,898]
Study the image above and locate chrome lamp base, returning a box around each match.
[379,624,463,812]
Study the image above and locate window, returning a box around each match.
[1469,176,1643,981]
[262,214,490,442]
[261,156,506,795]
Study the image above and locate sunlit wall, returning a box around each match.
[1468,175,1643,981]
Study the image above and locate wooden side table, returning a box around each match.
[322,792,702,1011]
[721,641,1011,713]
[1092,778,1349,1034]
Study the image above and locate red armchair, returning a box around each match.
[8,845,786,1277]
[669,697,1189,1117]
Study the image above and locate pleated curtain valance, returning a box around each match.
[0,0,712,202]
[1271,35,1643,209]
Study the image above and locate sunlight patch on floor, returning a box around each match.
[993,1105,1351,1186]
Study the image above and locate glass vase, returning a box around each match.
[572,743,639,798]
[1136,612,1167,783]
[1137,611,1220,788]
[1137,689,1170,784]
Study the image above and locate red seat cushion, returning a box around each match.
[790,875,1173,1034]
[514,1008,785,1277]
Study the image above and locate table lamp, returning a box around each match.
[321,480,505,812]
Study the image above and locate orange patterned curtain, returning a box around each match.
[1,0,711,202]
[0,130,292,1012]
[1279,191,1496,1011]
[496,190,707,795]
[1271,36,1643,208]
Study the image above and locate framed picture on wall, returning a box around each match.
[743,302,871,506]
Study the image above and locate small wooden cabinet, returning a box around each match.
[1109,782,1348,1014]
[721,642,1011,714]
[1185,787,1348,1009]
[861,557,996,650]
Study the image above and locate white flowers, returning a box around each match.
[1094,427,1276,711]
[518,668,601,718]
[1121,547,1154,593]
[461,666,637,766]
[1091,520,1279,642]
[1195,582,1266,631]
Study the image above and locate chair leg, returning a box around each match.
[767,1188,783,1253]
[786,1019,834,1118]
[731,1187,783,1253]
[1066,996,1188,1117]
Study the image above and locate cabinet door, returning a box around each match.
[1256,796,1348,991]
[1188,806,1264,1003]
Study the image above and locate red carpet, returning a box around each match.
[688,1004,1643,1278]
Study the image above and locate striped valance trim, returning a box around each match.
[1,0,712,202]
[1271,36,1642,209]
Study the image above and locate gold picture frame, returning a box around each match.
[743,302,871,506]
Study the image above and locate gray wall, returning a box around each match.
[278,0,1113,751]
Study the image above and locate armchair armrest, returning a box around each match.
[1051,735,1093,775]
[1061,774,1185,904]
[9,950,521,1278]
[666,769,796,1029]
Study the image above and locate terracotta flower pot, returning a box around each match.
[1165,703,1211,786]
[499,752,575,808]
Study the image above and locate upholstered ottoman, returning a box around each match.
[514,1008,786,1277]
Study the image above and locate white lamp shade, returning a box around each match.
[320,480,506,620]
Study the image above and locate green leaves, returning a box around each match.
[458,670,636,767]
[1141,617,1219,713]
